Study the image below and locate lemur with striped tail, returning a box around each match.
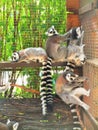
[55,70,90,130]
[45,25,86,116]
[12,47,48,116]
[11,26,86,118]
[12,47,53,116]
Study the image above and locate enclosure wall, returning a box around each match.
[80,0,98,129]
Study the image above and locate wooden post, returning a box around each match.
[82,108,98,130]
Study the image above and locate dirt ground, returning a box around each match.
[0,97,74,130]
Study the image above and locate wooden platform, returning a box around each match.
[0,98,73,130]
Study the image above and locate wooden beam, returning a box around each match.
[82,108,98,130]
[0,61,67,70]
[79,2,95,15]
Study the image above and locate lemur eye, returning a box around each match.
[70,77,74,81]
[50,31,53,33]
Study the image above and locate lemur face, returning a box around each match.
[67,43,86,66]
[7,119,19,130]
[45,25,58,36]
[63,71,78,83]
[12,52,20,62]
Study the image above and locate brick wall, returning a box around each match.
[66,0,80,30]
[83,60,98,130]
[67,0,98,129]
[80,10,98,59]
[80,0,98,129]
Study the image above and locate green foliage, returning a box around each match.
[0,0,67,98]
[14,87,33,98]
[0,0,67,60]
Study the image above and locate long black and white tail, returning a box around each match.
[70,104,82,130]
[40,57,53,116]
[46,57,53,112]
[40,60,48,116]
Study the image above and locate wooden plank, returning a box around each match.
[79,2,93,14]
[82,108,98,130]
[0,98,73,130]
[79,2,97,15]
[80,0,93,8]
[87,59,98,67]
[0,61,67,70]
[80,0,98,9]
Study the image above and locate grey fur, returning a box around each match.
[55,72,90,111]
[12,47,47,63]
[45,26,86,66]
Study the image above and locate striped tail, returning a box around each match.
[46,57,53,113]
[69,104,82,130]
[40,60,48,116]
[65,61,76,72]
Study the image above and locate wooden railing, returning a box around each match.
[0,61,67,70]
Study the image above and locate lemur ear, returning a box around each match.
[13,122,19,130]
[6,119,11,124]
[80,25,82,30]
[45,31,48,35]
[51,25,54,29]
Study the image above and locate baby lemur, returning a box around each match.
[55,70,90,111]
[0,119,19,130]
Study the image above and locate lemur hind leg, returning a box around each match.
[70,95,90,111]
[71,88,90,97]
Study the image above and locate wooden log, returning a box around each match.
[0,61,67,69]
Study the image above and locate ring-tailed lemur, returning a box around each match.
[0,119,19,130]
[12,47,48,116]
[12,47,53,116]
[45,25,86,115]
[11,26,86,118]
[55,70,90,130]
[12,47,47,63]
